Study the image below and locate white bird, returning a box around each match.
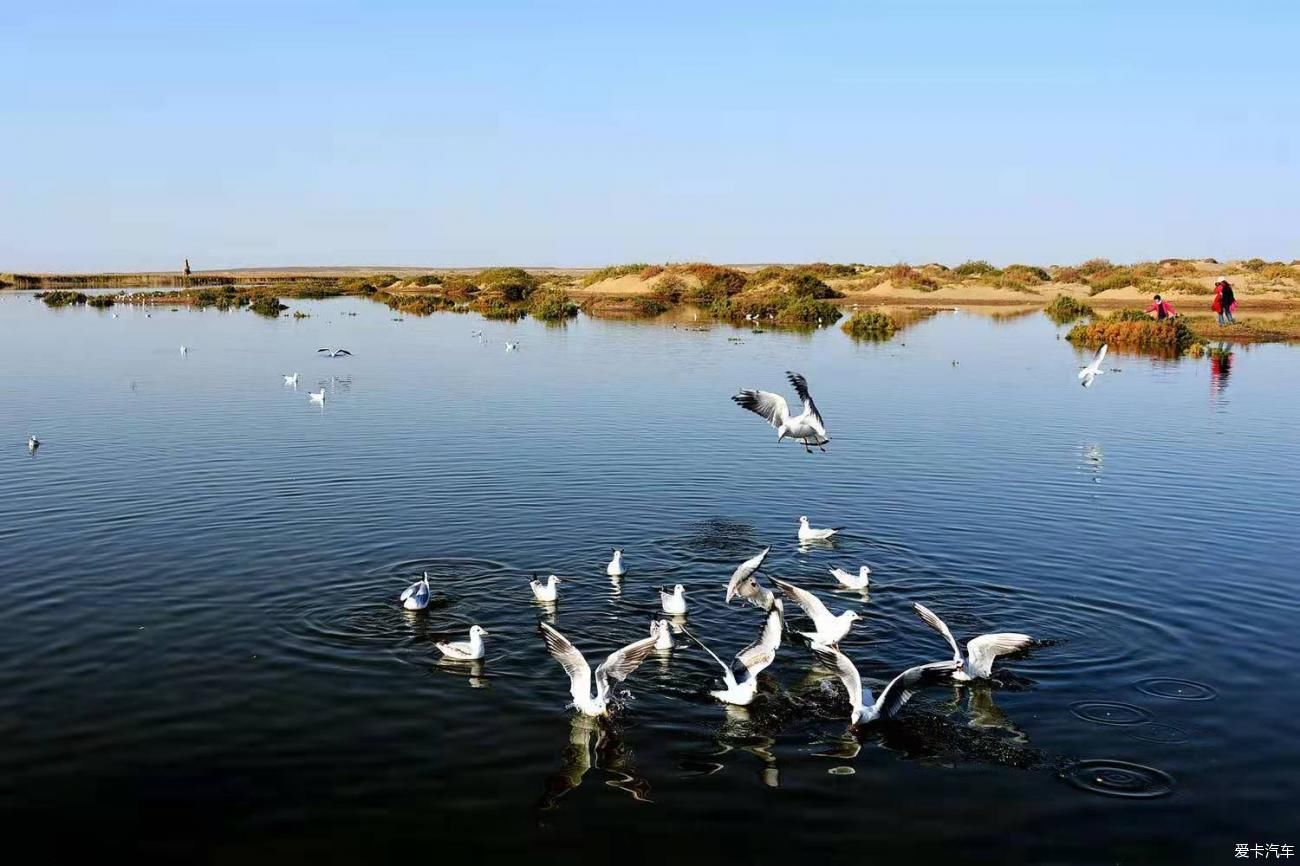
[180,345,188,355]
[308,389,325,404]
[659,584,687,615]
[772,577,861,646]
[530,574,561,602]
[436,625,489,660]
[283,373,299,386]
[1079,343,1108,388]
[606,549,626,577]
[505,342,519,352]
[539,622,659,717]
[400,573,432,611]
[685,607,783,706]
[732,371,830,453]
[912,603,1034,682]
[651,619,675,650]
[798,515,842,543]
[111,313,118,318]
[830,565,871,590]
[725,547,779,611]
[317,347,352,358]
[814,644,959,725]
[28,434,40,451]
[471,330,483,338]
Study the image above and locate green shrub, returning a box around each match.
[1077,258,1116,277]
[1003,264,1050,283]
[477,267,539,301]
[775,296,841,326]
[86,295,116,308]
[649,274,687,304]
[581,264,649,286]
[529,288,579,321]
[1241,258,1268,271]
[885,264,939,291]
[841,310,897,339]
[1044,294,1094,324]
[40,291,87,306]
[631,297,671,316]
[952,259,1000,277]
[1067,314,1196,354]
[250,296,287,317]
[1164,278,1213,295]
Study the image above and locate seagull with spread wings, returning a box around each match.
[539,622,660,717]
[772,577,861,646]
[725,548,780,612]
[317,347,352,358]
[912,602,1034,682]
[1078,343,1107,388]
[732,371,831,453]
[814,644,959,725]
[683,607,783,706]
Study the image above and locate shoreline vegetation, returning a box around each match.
[8,257,1300,351]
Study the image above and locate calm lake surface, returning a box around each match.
[2,294,1297,863]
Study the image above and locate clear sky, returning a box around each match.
[2,0,1297,271]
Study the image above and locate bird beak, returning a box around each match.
[479,629,491,636]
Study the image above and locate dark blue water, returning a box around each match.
[2,294,1297,863]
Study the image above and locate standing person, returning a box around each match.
[1213,277,1237,325]
[1146,294,1177,320]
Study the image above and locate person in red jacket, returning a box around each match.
[1212,278,1237,325]
[1146,294,1178,320]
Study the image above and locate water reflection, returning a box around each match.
[1209,345,1233,404]
[434,656,489,689]
[538,716,651,811]
[1082,443,1104,483]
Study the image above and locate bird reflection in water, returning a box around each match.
[538,715,651,811]
[434,656,488,689]
[938,683,1028,742]
[1082,443,1103,483]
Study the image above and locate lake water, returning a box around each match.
[2,293,1298,863]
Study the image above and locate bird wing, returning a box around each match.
[680,626,737,689]
[1094,343,1108,367]
[594,634,659,704]
[334,349,352,356]
[829,567,854,585]
[400,580,419,602]
[732,389,789,428]
[316,347,331,353]
[966,633,1033,679]
[540,622,593,705]
[873,660,960,720]
[812,645,863,712]
[786,371,825,431]
[734,608,783,681]
[773,577,836,633]
[726,548,770,603]
[912,602,963,662]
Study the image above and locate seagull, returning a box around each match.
[505,342,519,352]
[308,389,325,404]
[400,573,432,611]
[830,565,871,590]
[684,607,783,706]
[283,373,299,386]
[180,345,187,355]
[732,371,830,453]
[530,574,561,602]
[725,548,779,612]
[436,625,490,660]
[659,584,687,615]
[814,644,959,725]
[651,619,675,650]
[912,603,1034,682]
[1079,343,1108,388]
[538,622,659,717]
[606,549,626,577]
[471,330,483,338]
[317,347,352,358]
[798,515,842,543]
[27,435,40,452]
[772,577,861,646]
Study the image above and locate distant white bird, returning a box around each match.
[111,313,118,319]
[830,565,871,590]
[283,373,299,386]
[651,619,675,650]
[470,330,483,338]
[659,584,687,615]
[685,607,783,706]
[308,389,325,404]
[317,347,352,358]
[436,625,489,660]
[539,622,659,717]
[505,342,519,352]
[1079,343,1108,388]
[798,515,842,543]
[606,549,626,577]
[732,371,830,453]
[400,573,432,611]
[725,547,778,611]
[772,577,861,646]
[530,574,561,602]
[180,345,188,355]
[912,603,1034,682]
[814,644,959,725]
[28,434,40,452]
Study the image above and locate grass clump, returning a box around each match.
[86,295,116,308]
[379,292,455,316]
[1044,294,1094,323]
[1003,264,1050,284]
[529,288,579,321]
[581,264,650,286]
[250,296,288,317]
[885,264,939,291]
[953,259,1000,277]
[798,262,858,279]
[1067,310,1197,354]
[477,267,539,301]
[40,290,88,307]
[1260,263,1297,282]
[841,310,897,339]
[1164,278,1213,295]
[1158,259,1200,276]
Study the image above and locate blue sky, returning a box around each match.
[2,1,1297,271]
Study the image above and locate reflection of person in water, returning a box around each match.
[1209,347,1234,395]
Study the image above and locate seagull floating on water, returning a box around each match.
[180,345,187,355]
[317,347,352,358]
[732,371,830,453]
[539,622,659,717]
[830,565,871,590]
[606,549,626,577]
[308,389,325,404]
[798,515,842,543]
[772,577,861,646]
[400,573,432,611]
[283,373,299,386]
[470,329,483,338]
[505,342,519,352]
[814,644,959,725]
[685,607,783,706]
[28,435,40,452]
[1079,343,1108,388]
[659,584,687,615]
[912,603,1034,682]
[651,619,675,650]
[530,574,561,602]
[436,625,489,660]
[725,547,779,612]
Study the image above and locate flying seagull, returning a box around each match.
[912,602,1034,682]
[538,622,659,717]
[725,548,779,612]
[829,565,871,590]
[317,347,352,358]
[1079,343,1107,388]
[659,584,687,615]
[732,371,830,453]
[772,577,861,646]
[798,515,842,543]
[684,607,783,706]
[530,574,561,602]
[400,572,432,611]
[814,644,959,725]
[436,625,490,660]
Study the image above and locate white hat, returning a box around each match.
[1216,276,1227,282]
